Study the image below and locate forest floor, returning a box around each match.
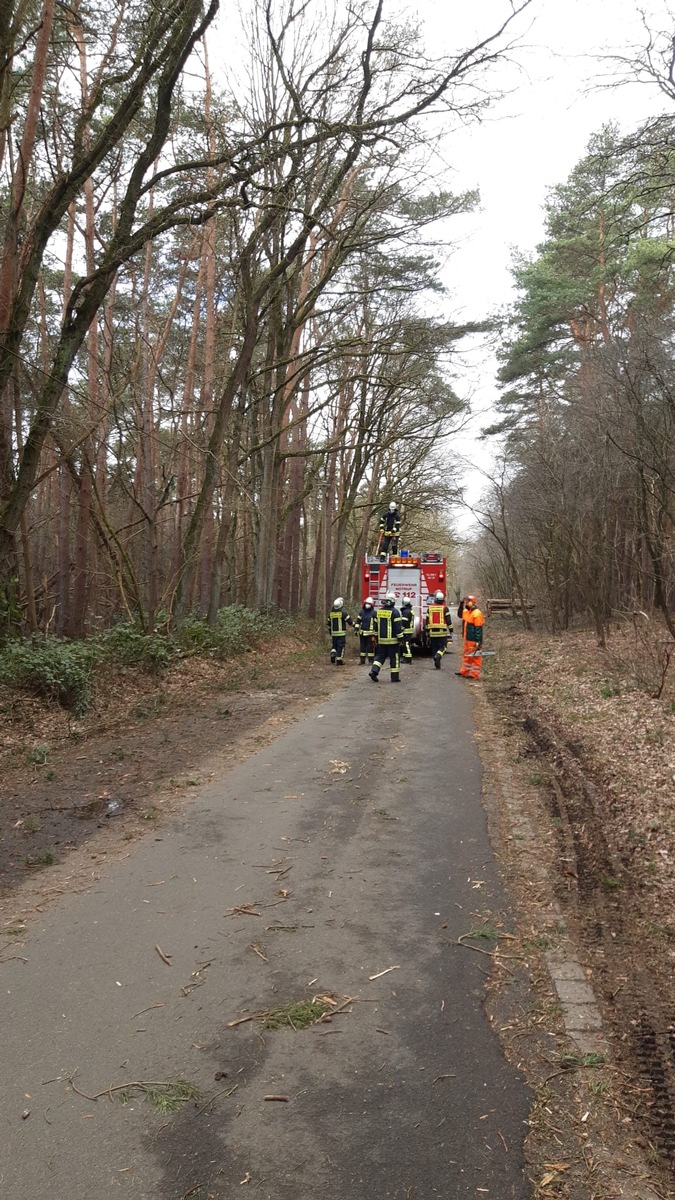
[1,618,675,1197]
[478,620,675,1199]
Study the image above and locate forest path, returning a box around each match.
[0,652,531,1200]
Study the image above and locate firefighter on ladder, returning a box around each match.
[369,592,403,683]
[354,596,378,666]
[425,590,453,669]
[377,502,401,561]
[400,598,415,664]
[456,594,485,679]
[327,597,353,666]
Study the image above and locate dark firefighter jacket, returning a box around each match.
[375,604,403,645]
[379,509,401,536]
[400,605,415,634]
[355,606,377,634]
[327,609,352,636]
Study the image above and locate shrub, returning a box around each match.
[175,606,288,659]
[0,638,99,714]
[99,622,178,673]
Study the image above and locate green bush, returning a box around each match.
[0,638,99,714]
[175,606,286,659]
[99,622,178,673]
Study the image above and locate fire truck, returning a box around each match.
[361,550,449,650]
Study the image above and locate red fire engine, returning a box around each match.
[361,550,448,650]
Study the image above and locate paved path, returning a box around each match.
[1,654,531,1199]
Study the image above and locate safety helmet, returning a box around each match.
[466,594,476,606]
[333,597,344,608]
[401,598,412,607]
[385,591,396,603]
[435,590,445,602]
[389,502,396,512]
[364,597,374,607]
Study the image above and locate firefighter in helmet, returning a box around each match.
[369,592,403,683]
[456,594,485,679]
[399,598,415,664]
[327,597,353,665]
[354,597,378,665]
[378,502,401,561]
[425,590,453,669]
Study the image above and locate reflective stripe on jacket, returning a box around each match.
[329,610,350,635]
[376,607,402,644]
[401,607,415,633]
[426,604,448,635]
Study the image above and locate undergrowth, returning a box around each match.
[0,607,303,715]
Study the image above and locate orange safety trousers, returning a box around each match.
[459,640,482,678]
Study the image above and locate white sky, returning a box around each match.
[411,0,674,519]
[430,0,670,315]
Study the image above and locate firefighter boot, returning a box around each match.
[369,666,380,682]
[330,649,336,664]
[434,652,441,670]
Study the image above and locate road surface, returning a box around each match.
[1,652,531,1199]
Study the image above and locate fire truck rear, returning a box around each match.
[361,551,448,650]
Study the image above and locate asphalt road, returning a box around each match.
[1,650,532,1200]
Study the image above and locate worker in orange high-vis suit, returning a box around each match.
[456,595,485,679]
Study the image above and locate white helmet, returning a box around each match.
[401,598,412,607]
[385,591,396,603]
[364,597,374,607]
[333,597,344,608]
[389,502,396,512]
[435,590,444,602]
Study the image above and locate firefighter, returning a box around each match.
[456,595,485,679]
[425,590,453,669]
[354,597,378,665]
[400,598,415,663]
[378,502,401,561]
[369,591,403,683]
[327,597,353,665]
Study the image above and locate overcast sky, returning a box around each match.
[411,0,674,513]
[423,0,671,315]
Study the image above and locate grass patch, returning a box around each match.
[23,850,55,867]
[262,998,331,1030]
[600,682,621,698]
[645,725,664,746]
[116,1079,200,1112]
[648,921,675,940]
[463,924,500,941]
[560,1051,605,1069]
[601,874,622,890]
[523,932,556,950]
[26,742,50,765]
[589,1078,608,1095]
